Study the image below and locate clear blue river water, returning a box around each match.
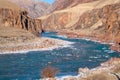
[0,32,120,80]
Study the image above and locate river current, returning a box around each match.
[0,32,120,80]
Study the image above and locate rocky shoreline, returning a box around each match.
[58,30,120,52]
[38,31,120,80]
[41,58,120,80]
[0,37,73,54]
[40,0,120,53]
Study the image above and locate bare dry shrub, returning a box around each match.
[41,66,59,78]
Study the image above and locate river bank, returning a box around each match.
[41,58,120,80]
[0,27,73,54]
[0,37,73,54]
[58,30,120,52]
[0,31,120,80]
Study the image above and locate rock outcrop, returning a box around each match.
[20,11,42,36]
[0,0,42,36]
[42,58,120,80]
[40,0,120,51]
[79,58,120,80]
[0,8,42,36]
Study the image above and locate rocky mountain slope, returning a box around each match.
[40,0,120,51]
[0,0,21,10]
[9,0,49,18]
[46,0,98,14]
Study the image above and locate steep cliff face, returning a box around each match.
[72,3,120,44]
[41,0,120,31]
[40,0,120,47]
[0,0,42,36]
[20,11,42,36]
[0,8,42,36]
[9,0,49,18]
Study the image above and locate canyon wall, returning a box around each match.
[40,0,120,47]
[72,3,120,44]
[0,8,42,36]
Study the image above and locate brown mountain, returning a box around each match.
[46,0,98,14]
[40,0,120,51]
[9,0,49,18]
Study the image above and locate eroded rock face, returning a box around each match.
[0,8,42,36]
[73,3,120,44]
[41,12,74,32]
[41,0,120,47]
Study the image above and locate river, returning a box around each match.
[0,32,120,80]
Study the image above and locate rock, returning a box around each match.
[80,58,120,80]
[42,58,120,80]
[0,8,42,36]
[20,11,42,36]
[82,72,117,80]
[101,58,120,67]
[78,67,90,78]
[63,76,77,80]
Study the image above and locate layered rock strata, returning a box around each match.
[0,8,42,36]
